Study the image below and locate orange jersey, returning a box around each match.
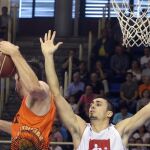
[11,95,56,150]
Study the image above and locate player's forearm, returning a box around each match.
[44,54,76,118]
[44,55,78,127]
[0,120,12,134]
[141,103,150,119]
[11,50,40,92]
[123,102,150,136]
[45,55,60,96]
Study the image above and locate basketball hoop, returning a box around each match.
[111,0,150,47]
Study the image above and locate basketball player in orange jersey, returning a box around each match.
[0,40,60,149]
[40,30,150,150]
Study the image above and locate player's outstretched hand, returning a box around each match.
[40,30,63,56]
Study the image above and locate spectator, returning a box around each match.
[92,28,115,57]
[76,60,89,83]
[68,95,79,114]
[133,138,147,150]
[133,125,150,144]
[112,102,133,124]
[50,119,64,150]
[88,72,104,96]
[137,89,150,111]
[110,45,130,77]
[65,72,85,99]
[112,19,122,44]
[62,50,79,74]
[120,72,138,113]
[93,60,106,80]
[139,75,150,97]
[93,60,109,94]
[91,28,115,65]
[60,125,69,142]
[145,119,150,133]
[140,47,150,69]
[127,60,142,82]
[50,145,62,150]
[128,137,136,150]
[0,6,11,40]
[61,49,80,85]
[142,59,150,77]
[77,85,97,111]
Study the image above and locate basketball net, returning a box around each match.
[111,0,150,47]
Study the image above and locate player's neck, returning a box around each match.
[91,120,109,133]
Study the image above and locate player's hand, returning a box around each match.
[0,41,19,56]
[40,30,63,56]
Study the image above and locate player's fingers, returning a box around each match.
[44,33,48,41]
[48,30,51,40]
[51,31,56,42]
[39,38,43,44]
[56,42,63,49]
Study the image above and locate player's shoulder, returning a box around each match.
[38,81,50,93]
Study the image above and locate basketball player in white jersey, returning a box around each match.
[40,30,150,150]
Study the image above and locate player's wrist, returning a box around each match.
[11,46,20,56]
[43,51,54,57]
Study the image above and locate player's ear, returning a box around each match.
[107,111,113,118]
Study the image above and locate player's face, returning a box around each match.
[89,98,111,121]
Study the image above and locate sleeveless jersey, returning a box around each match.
[11,95,56,150]
[77,124,126,150]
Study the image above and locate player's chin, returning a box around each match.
[89,115,97,120]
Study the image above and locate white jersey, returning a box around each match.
[77,124,126,150]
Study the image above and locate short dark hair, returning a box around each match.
[106,99,114,112]
[105,98,114,123]
[95,96,114,113]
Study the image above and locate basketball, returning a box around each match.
[0,52,16,77]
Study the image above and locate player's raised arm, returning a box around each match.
[0,41,46,98]
[40,30,86,141]
[116,102,150,143]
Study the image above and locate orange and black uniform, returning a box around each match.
[11,95,56,150]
